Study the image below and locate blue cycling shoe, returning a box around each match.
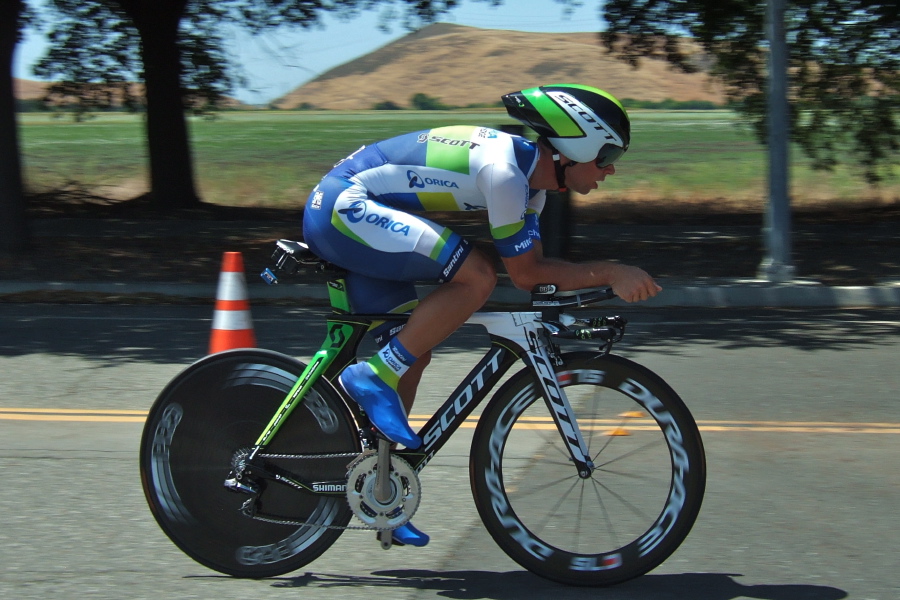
[339,363,422,449]
[392,522,430,547]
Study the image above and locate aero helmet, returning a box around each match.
[502,84,630,166]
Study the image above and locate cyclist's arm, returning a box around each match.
[501,241,662,303]
[476,157,661,303]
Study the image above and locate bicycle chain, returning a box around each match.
[256,452,361,460]
[241,500,377,531]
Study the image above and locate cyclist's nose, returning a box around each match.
[596,164,615,181]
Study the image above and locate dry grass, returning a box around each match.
[276,23,726,110]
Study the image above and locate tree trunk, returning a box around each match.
[120,0,201,208]
[0,0,29,254]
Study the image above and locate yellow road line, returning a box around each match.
[0,408,147,414]
[0,414,147,423]
[405,422,900,434]
[0,408,147,423]
[2,409,899,433]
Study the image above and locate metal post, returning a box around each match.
[540,189,571,259]
[758,0,796,281]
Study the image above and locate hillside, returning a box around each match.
[13,78,47,100]
[13,78,247,109]
[276,23,726,110]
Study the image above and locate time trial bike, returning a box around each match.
[139,239,706,587]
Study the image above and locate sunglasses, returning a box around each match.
[595,144,627,168]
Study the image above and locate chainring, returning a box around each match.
[345,452,421,531]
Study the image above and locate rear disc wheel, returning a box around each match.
[140,349,360,577]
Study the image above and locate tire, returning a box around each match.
[139,349,361,578]
[470,352,706,586]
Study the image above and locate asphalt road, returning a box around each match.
[1,304,899,600]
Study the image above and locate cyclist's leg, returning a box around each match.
[342,277,432,548]
[344,274,430,413]
[338,277,422,447]
[397,350,431,413]
[306,182,494,545]
[346,252,494,414]
[395,248,496,357]
[346,252,497,408]
[304,183,487,448]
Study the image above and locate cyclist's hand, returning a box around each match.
[610,265,662,303]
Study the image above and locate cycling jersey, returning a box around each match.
[302,125,545,331]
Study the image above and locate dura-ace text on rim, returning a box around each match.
[621,376,691,557]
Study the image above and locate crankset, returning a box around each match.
[345,450,421,535]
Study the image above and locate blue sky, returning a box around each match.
[14,0,607,105]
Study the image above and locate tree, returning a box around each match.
[410,92,450,110]
[36,0,253,209]
[600,0,899,183]
[31,0,475,209]
[0,0,31,253]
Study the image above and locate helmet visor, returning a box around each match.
[595,144,626,168]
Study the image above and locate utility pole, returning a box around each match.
[758,0,796,281]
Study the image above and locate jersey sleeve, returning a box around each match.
[476,162,541,257]
[524,190,545,245]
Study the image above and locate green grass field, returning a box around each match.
[17,110,898,211]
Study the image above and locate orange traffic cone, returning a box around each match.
[209,252,256,353]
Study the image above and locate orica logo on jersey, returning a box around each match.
[407,170,460,189]
[338,200,411,236]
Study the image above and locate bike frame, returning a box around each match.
[247,274,596,481]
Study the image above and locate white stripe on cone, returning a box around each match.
[212,309,254,331]
[216,271,249,301]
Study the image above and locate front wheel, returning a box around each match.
[470,352,706,586]
[139,349,361,578]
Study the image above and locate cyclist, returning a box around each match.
[301,84,661,546]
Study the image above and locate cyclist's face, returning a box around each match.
[565,161,616,194]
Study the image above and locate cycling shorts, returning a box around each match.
[302,175,472,342]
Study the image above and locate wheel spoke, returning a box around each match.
[506,471,579,501]
[590,477,621,549]
[591,476,658,523]
[593,437,667,469]
[579,389,604,462]
[529,477,582,536]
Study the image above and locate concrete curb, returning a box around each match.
[2,279,899,308]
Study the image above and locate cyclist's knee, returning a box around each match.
[453,250,497,301]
